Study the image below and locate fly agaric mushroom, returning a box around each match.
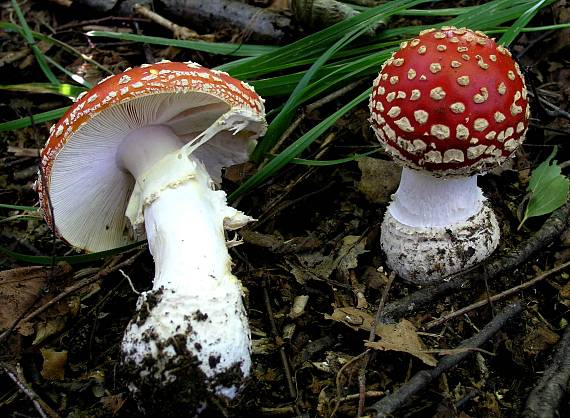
[369,27,529,283]
[35,61,266,411]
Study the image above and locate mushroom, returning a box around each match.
[35,61,266,411]
[369,27,529,284]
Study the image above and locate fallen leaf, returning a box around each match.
[40,348,68,380]
[367,320,438,367]
[326,307,437,366]
[100,394,126,415]
[336,235,367,271]
[33,317,67,345]
[0,264,71,335]
[357,157,401,204]
[289,235,367,284]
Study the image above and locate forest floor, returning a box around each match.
[1,1,570,417]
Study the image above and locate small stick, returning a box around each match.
[368,302,523,417]
[2,363,60,418]
[424,259,570,330]
[358,272,395,416]
[133,3,215,41]
[523,323,570,418]
[262,283,298,405]
[47,0,72,6]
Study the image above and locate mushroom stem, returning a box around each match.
[118,125,252,402]
[381,167,500,284]
[388,168,483,227]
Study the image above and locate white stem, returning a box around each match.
[118,125,252,400]
[389,167,483,228]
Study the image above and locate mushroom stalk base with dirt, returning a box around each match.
[381,167,500,284]
[118,125,252,404]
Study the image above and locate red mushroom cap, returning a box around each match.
[35,61,266,251]
[369,27,529,175]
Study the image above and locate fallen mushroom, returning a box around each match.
[35,61,266,412]
[369,27,529,284]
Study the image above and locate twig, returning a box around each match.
[424,259,570,330]
[356,272,395,416]
[368,272,395,343]
[368,302,523,417]
[133,3,214,41]
[0,249,145,343]
[522,323,570,418]
[262,282,299,410]
[383,198,570,320]
[2,363,60,418]
[47,0,72,6]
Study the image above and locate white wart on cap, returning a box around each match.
[370,26,529,176]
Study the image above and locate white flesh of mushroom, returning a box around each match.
[117,125,252,398]
[381,167,500,284]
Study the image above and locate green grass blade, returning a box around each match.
[0,83,85,97]
[44,56,93,89]
[0,107,68,132]
[0,204,37,211]
[290,148,380,166]
[0,241,147,265]
[0,22,113,76]
[10,0,60,86]
[229,89,370,201]
[86,31,277,57]
[498,0,551,46]
[251,26,367,161]
[221,0,429,78]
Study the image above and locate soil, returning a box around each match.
[1,1,570,418]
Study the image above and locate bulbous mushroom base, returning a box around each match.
[381,202,500,284]
[121,285,251,416]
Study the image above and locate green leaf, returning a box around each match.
[519,147,570,228]
[527,147,561,193]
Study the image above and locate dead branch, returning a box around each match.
[1,363,60,418]
[424,259,570,330]
[368,302,523,417]
[522,323,570,418]
[383,198,570,320]
[133,3,215,41]
[157,0,294,43]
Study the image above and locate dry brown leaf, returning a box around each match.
[40,348,68,380]
[367,320,437,367]
[326,306,376,331]
[100,394,126,415]
[357,157,401,204]
[326,307,437,366]
[33,317,67,345]
[290,235,367,284]
[0,264,71,335]
[336,235,367,271]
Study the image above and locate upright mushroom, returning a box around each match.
[35,61,266,412]
[369,27,529,284]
